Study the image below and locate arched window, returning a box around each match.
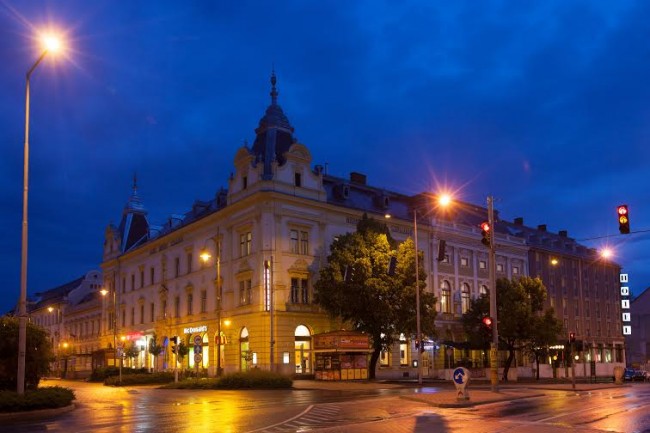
[240,327,250,371]
[440,280,451,314]
[461,283,470,314]
[294,325,311,374]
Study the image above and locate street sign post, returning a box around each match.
[452,367,470,401]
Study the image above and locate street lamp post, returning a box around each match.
[413,210,423,385]
[487,196,499,392]
[17,35,61,395]
[200,233,222,376]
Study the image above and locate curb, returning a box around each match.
[401,392,546,408]
[0,403,75,421]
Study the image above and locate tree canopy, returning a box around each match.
[314,214,436,378]
[0,317,53,390]
[462,276,562,380]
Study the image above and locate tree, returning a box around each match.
[461,276,562,381]
[461,294,491,367]
[125,341,140,365]
[0,317,53,390]
[148,333,164,371]
[314,214,436,379]
[525,308,564,380]
[177,342,189,370]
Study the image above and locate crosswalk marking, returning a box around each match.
[250,404,342,432]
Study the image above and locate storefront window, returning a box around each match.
[240,327,250,371]
[399,333,408,366]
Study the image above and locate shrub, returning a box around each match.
[105,372,175,386]
[161,370,292,390]
[0,386,75,412]
[90,367,148,382]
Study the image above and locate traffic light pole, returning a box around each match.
[487,196,499,392]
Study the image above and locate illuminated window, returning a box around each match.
[461,283,470,313]
[440,280,451,314]
[496,263,504,273]
[200,290,207,313]
[399,334,408,366]
[479,260,487,269]
[460,257,469,267]
[480,285,488,296]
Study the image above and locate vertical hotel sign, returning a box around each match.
[620,273,631,335]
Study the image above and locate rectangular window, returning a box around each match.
[380,350,390,366]
[187,252,193,274]
[300,231,308,255]
[150,267,155,285]
[131,307,135,325]
[479,260,487,269]
[150,303,154,322]
[240,232,252,257]
[294,172,302,187]
[460,257,469,267]
[122,277,126,294]
[140,305,144,324]
[442,254,450,264]
[131,274,135,291]
[290,230,299,254]
[585,301,590,317]
[175,257,180,278]
[174,296,180,318]
[200,290,207,313]
[513,266,519,275]
[121,309,126,327]
[187,293,193,315]
[239,279,252,305]
[243,176,248,189]
[162,299,167,319]
[140,270,145,288]
[290,278,309,304]
[496,264,504,272]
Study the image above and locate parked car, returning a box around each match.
[623,368,648,382]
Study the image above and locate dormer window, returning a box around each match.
[294,172,302,187]
[343,185,350,198]
[242,176,248,190]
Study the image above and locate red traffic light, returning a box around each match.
[480,222,491,232]
[617,205,628,216]
[482,316,493,327]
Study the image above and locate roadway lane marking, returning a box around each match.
[244,405,314,433]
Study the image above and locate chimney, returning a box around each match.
[514,217,524,225]
[350,172,367,185]
[537,224,547,232]
[559,230,568,237]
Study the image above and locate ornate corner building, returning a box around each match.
[96,74,624,378]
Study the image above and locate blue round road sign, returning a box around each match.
[453,367,467,385]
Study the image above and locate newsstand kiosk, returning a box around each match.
[313,330,371,381]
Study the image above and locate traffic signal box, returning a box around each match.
[480,221,491,246]
[617,205,630,234]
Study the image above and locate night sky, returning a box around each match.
[1,1,648,314]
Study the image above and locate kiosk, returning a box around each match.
[313,331,371,381]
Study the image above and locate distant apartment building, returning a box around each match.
[628,288,650,369]
[29,270,103,377]
[506,218,625,374]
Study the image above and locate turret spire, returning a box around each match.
[270,69,278,105]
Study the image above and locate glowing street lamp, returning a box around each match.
[17,32,64,395]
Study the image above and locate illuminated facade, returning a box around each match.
[98,74,622,379]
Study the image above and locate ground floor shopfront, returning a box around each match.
[99,310,341,376]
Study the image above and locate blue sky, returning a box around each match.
[1,1,648,314]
